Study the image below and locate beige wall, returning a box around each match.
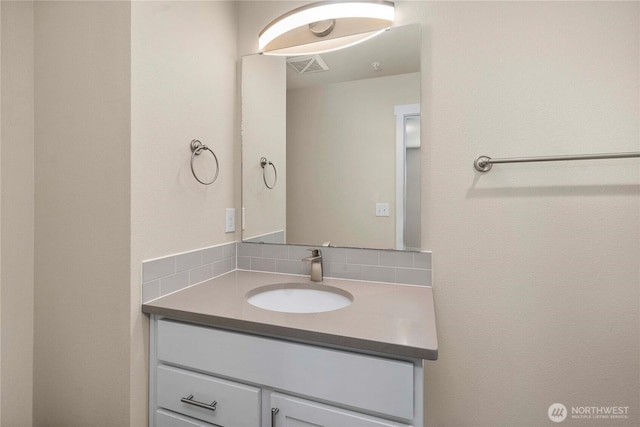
[241,1,639,426]
[131,1,238,425]
[0,2,239,425]
[402,2,639,426]
[286,73,420,248]
[241,54,287,241]
[0,3,3,417]
[1,1,34,425]
[33,2,131,425]
[131,1,237,261]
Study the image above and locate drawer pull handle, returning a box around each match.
[180,394,217,411]
[271,407,279,427]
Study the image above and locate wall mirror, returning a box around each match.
[241,23,421,251]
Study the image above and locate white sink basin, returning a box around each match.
[246,283,353,314]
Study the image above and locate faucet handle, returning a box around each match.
[307,248,322,257]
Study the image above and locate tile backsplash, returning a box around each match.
[142,242,432,303]
[238,243,432,287]
[142,242,236,303]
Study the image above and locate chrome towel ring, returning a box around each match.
[190,139,219,185]
[260,157,277,189]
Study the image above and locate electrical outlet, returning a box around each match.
[376,203,390,217]
[225,208,235,233]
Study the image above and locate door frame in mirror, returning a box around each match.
[395,103,421,251]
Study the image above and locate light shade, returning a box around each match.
[259,1,395,56]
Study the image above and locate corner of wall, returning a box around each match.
[1,1,35,425]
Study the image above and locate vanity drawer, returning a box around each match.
[156,409,216,427]
[157,319,415,420]
[156,365,260,427]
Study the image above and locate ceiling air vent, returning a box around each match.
[286,55,329,74]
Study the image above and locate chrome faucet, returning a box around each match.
[302,249,323,282]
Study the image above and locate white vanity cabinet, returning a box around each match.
[149,316,424,427]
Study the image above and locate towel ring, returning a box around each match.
[190,139,219,185]
[260,157,277,189]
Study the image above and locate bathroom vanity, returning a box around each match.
[143,270,438,427]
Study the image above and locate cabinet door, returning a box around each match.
[270,393,412,427]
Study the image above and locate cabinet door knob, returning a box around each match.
[271,407,280,427]
[180,394,217,411]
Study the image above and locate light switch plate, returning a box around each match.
[376,203,390,217]
[226,208,235,233]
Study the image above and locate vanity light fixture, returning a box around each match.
[258,1,395,56]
